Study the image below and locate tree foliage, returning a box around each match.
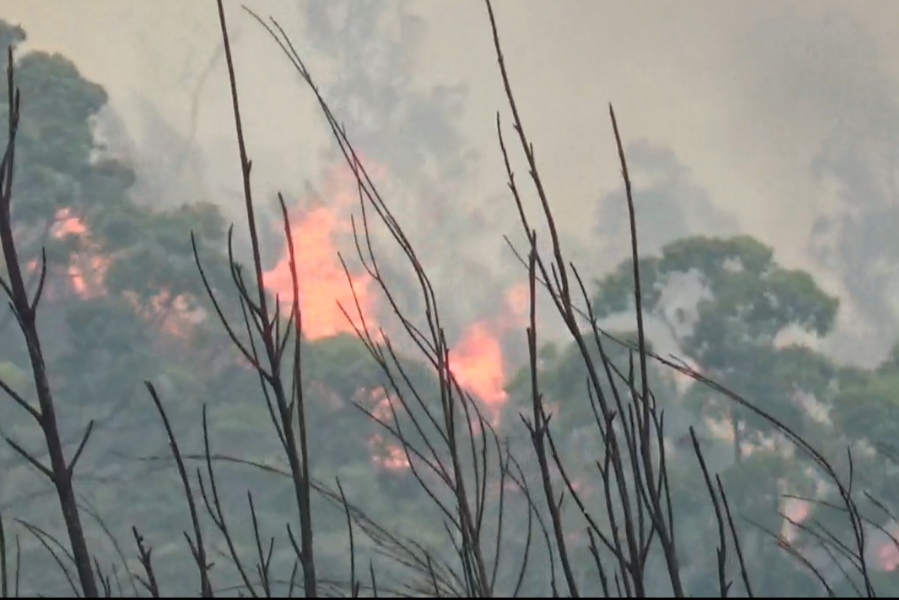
[4,5,899,599]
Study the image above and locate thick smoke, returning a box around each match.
[593,140,739,270]
[725,8,899,366]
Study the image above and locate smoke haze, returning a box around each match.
[5,0,899,365]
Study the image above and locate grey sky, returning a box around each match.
[4,0,899,363]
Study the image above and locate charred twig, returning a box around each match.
[145,382,213,597]
[132,526,161,598]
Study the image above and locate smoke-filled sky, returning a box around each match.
[5,0,899,365]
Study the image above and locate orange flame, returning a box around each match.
[450,321,507,407]
[265,159,535,469]
[50,208,109,298]
[264,164,381,342]
[40,208,205,342]
[448,284,529,422]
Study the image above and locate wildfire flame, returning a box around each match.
[878,536,899,571]
[265,205,378,341]
[776,492,899,573]
[781,497,810,544]
[366,387,411,471]
[264,163,381,342]
[361,281,527,470]
[39,157,538,477]
[50,208,110,298]
[265,161,531,429]
[448,284,529,423]
[125,288,205,340]
[450,322,506,405]
[41,208,204,341]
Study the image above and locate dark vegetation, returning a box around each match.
[1,1,899,597]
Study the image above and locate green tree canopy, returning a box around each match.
[592,235,840,460]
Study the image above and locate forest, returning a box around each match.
[2,1,899,597]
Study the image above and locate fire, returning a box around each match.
[264,164,381,342]
[450,321,507,407]
[869,521,899,572]
[877,539,899,572]
[50,208,109,298]
[265,206,378,341]
[125,289,205,340]
[448,284,530,421]
[265,157,532,427]
[263,158,537,468]
[39,208,204,341]
[359,283,529,471]
[773,497,899,573]
[780,497,810,543]
[53,208,88,238]
[366,387,411,471]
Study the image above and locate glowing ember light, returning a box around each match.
[366,387,411,471]
[877,538,899,571]
[780,497,810,543]
[126,289,205,339]
[374,442,412,471]
[867,521,899,572]
[672,357,702,392]
[69,255,110,298]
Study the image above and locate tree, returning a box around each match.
[503,328,683,470]
[1,48,109,229]
[828,342,899,516]
[592,235,839,463]
[501,323,826,595]
[0,20,244,594]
